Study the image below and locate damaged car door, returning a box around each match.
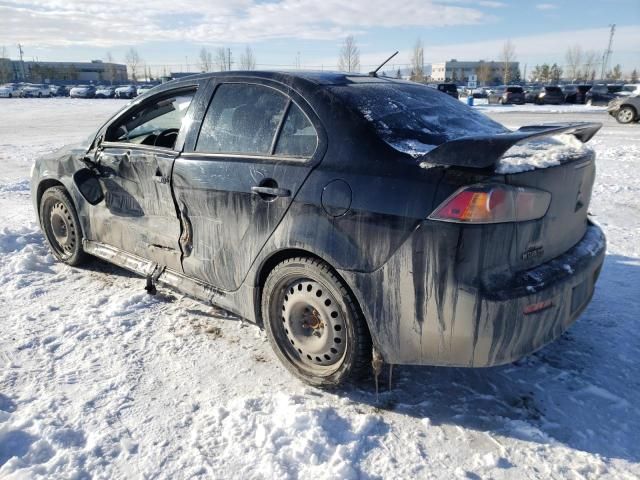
[92,87,197,271]
[173,80,321,290]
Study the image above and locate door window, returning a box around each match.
[274,103,317,157]
[196,83,288,155]
[106,89,196,149]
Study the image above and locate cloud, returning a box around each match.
[536,3,557,9]
[477,1,507,7]
[0,0,487,48]
[351,25,640,69]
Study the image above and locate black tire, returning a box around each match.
[39,186,87,266]
[262,257,372,387]
[616,106,636,124]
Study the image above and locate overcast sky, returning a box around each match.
[1,0,638,74]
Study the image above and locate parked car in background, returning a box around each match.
[524,85,542,103]
[49,85,68,97]
[607,96,640,124]
[136,84,157,96]
[95,86,116,98]
[585,84,624,106]
[70,85,97,98]
[115,85,137,99]
[488,85,525,104]
[532,86,565,105]
[0,83,21,98]
[618,84,640,97]
[21,84,51,98]
[563,84,592,104]
[31,71,605,386]
[470,87,488,99]
[436,83,459,99]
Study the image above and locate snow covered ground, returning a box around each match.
[1,98,639,479]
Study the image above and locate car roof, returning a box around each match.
[165,70,409,90]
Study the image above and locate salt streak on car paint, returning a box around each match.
[30,71,606,371]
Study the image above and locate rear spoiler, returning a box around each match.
[418,122,602,169]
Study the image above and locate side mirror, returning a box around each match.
[73,168,104,205]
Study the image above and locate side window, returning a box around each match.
[106,89,195,149]
[274,103,317,157]
[196,83,287,155]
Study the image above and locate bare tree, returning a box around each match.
[337,35,360,73]
[239,46,256,70]
[501,40,516,84]
[104,52,117,85]
[565,45,583,81]
[583,50,599,82]
[410,38,425,82]
[475,60,492,86]
[125,47,141,82]
[215,47,233,71]
[199,47,213,72]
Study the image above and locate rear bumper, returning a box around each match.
[467,223,605,366]
[344,222,605,367]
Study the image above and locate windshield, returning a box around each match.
[330,82,507,158]
[507,87,523,93]
[622,85,638,92]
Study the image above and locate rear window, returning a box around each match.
[438,84,457,93]
[545,86,562,93]
[507,87,523,93]
[330,83,507,158]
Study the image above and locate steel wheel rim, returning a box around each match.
[619,109,633,123]
[274,277,347,373]
[46,201,76,259]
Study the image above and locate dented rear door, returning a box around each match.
[174,79,325,291]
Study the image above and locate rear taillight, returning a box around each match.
[428,184,551,224]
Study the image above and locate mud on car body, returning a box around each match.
[31,71,605,387]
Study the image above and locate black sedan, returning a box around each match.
[563,84,592,104]
[585,84,624,106]
[31,71,605,387]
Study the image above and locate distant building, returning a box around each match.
[1,59,127,84]
[430,59,520,85]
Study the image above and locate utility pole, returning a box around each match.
[227,48,232,71]
[600,24,615,81]
[523,64,527,83]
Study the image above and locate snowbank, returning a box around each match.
[0,98,639,479]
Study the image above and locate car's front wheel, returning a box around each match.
[262,257,372,387]
[616,106,636,124]
[39,186,86,266]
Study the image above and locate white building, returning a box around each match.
[430,59,520,84]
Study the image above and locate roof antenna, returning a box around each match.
[369,51,399,77]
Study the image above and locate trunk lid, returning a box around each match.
[504,148,596,271]
[425,122,601,285]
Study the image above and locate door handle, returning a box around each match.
[153,174,170,184]
[251,186,291,198]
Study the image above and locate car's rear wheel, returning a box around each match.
[262,257,372,387]
[616,106,636,124]
[39,186,86,266]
